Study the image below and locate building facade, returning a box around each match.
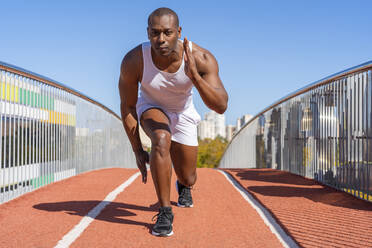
[236,114,253,132]
[198,111,226,140]
[226,125,236,141]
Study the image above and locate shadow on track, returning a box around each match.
[226,168,317,186]
[225,169,372,210]
[33,200,178,231]
[247,185,372,211]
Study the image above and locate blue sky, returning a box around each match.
[1,0,372,125]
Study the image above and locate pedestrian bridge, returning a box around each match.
[0,61,371,247]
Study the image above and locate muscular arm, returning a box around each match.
[184,39,228,114]
[118,46,143,152]
[119,46,149,183]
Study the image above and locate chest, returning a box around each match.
[153,59,183,74]
[144,70,192,93]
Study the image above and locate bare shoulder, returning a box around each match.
[120,44,143,81]
[122,44,142,65]
[190,42,218,74]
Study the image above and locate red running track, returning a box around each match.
[0,167,371,247]
[225,168,372,248]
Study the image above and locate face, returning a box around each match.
[147,15,181,57]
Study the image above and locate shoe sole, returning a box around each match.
[177,202,194,208]
[151,230,174,237]
[175,181,194,208]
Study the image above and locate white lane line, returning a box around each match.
[217,170,299,248]
[54,172,141,248]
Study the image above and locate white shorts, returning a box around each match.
[137,102,201,146]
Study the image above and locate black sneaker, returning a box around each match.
[176,180,194,208]
[151,206,174,237]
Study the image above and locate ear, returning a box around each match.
[147,27,151,40]
[178,26,182,39]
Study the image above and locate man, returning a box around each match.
[118,7,228,237]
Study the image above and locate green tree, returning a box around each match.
[197,136,228,168]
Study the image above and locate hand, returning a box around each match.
[183,37,198,81]
[134,149,149,183]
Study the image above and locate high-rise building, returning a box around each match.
[213,112,226,138]
[236,114,253,132]
[197,119,214,140]
[236,117,241,131]
[197,111,226,139]
[241,114,253,126]
[226,125,236,142]
[198,112,252,141]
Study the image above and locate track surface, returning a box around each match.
[0,168,371,247]
[225,169,372,248]
[0,168,281,248]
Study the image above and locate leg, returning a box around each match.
[140,108,172,207]
[170,141,198,187]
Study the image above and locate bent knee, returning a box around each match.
[151,131,171,157]
[180,173,197,187]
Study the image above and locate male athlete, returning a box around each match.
[118,7,228,236]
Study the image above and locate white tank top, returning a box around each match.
[137,41,194,113]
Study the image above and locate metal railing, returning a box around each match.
[220,61,372,202]
[0,61,136,204]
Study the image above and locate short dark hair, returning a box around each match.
[148,7,179,27]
